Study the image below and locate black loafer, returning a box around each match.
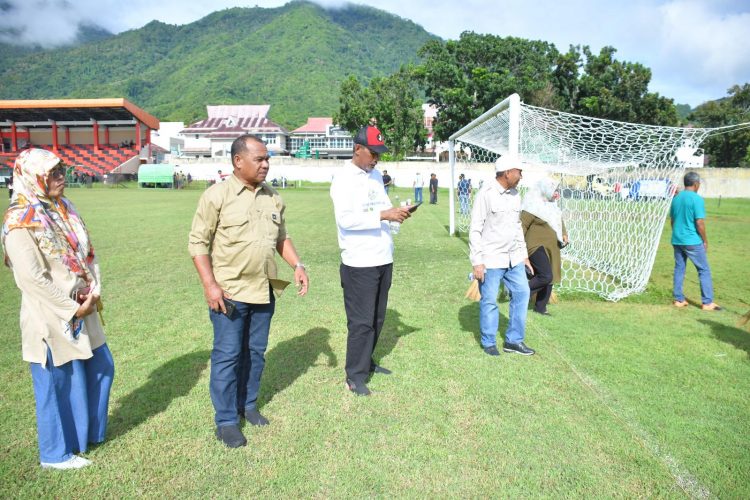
[346,378,371,396]
[245,409,269,426]
[483,345,500,356]
[216,424,247,448]
[533,310,552,316]
[503,342,536,356]
[370,365,392,375]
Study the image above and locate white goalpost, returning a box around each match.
[448,93,744,301]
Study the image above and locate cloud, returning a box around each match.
[0,0,91,47]
[0,0,288,47]
[654,0,750,102]
[1,0,747,105]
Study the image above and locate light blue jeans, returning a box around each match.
[479,263,530,348]
[30,344,114,463]
[673,244,714,304]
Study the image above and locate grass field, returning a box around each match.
[0,184,748,497]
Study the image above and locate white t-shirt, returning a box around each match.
[330,162,394,267]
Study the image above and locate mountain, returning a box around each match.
[0,0,437,128]
[675,103,692,121]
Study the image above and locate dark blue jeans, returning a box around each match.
[209,296,274,427]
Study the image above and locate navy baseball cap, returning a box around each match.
[353,126,389,154]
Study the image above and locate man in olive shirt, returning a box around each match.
[189,134,309,448]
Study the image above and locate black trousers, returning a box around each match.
[528,246,554,313]
[340,263,392,385]
[430,190,437,204]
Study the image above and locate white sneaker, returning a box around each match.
[41,455,92,470]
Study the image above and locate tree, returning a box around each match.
[575,46,678,125]
[414,35,679,141]
[334,68,425,159]
[414,32,561,141]
[690,83,750,167]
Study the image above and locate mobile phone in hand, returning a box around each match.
[223,298,236,318]
[408,202,422,213]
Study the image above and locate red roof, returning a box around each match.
[293,117,333,134]
[182,105,287,135]
[0,98,159,130]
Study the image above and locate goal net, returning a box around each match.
[448,94,715,301]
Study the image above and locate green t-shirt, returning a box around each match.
[670,190,705,245]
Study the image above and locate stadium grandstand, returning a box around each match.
[0,98,160,179]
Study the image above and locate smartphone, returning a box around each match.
[408,202,422,213]
[222,298,236,318]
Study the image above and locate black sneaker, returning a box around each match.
[370,365,392,375]
[215,424,247,448]
[245,409,269,426]
[346,378,371,396]
[483,345,500,356]
[503,342,535,356]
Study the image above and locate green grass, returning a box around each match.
[0,185,748,497]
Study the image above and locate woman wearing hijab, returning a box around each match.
[521,177,568,315]
[2,149,114,470]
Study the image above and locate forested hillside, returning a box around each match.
[0,0,436,128]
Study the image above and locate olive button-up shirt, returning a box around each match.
[188,174,287,304]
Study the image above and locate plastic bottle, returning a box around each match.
[390,200,408,235]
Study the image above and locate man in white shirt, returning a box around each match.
[330,125,412,396]
[413,172,424,203]
[469,157,536,357]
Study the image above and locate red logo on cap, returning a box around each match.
[367,126,385,146]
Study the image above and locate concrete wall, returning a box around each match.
[687,168,750,198]
[172,156,750,197]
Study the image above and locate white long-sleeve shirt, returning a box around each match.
[330,162,394,267]
[469,180,528,268]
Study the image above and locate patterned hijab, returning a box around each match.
[1,149,95,280]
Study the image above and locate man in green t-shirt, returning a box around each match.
[669,172,721,311]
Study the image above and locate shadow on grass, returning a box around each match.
[458,302,509,348]
[259,327,337,409]
[699,319,750,359]
[108,349,210,441]
[373,308,419,366]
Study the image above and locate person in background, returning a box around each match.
[521,177,568,316]
[330,125,412,396]
[469,157,535,357]
[382,170,392,195]
[671,171,721,311]
[457,173,471,215]
[429,173,438,204]
[2,149,114,469]
[413,172,424,204]
[189,134,309,448]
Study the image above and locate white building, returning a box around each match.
[289,117,354,159]
[180,105,288,158]
[150,121,185,159]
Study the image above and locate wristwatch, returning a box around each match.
[295,262,306,270]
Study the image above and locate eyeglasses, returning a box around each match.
[48,166,66,179]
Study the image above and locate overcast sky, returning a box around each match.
[1,0,748,107]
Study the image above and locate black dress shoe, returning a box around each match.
[346,378,371,396]
[245,409,269,426]
[370,365,392,375]
[483,345,500,356]
[503,342,536,356]
[216,425,247,448]
[533,310,552,316]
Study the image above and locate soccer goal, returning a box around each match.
[449,94,725,301]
